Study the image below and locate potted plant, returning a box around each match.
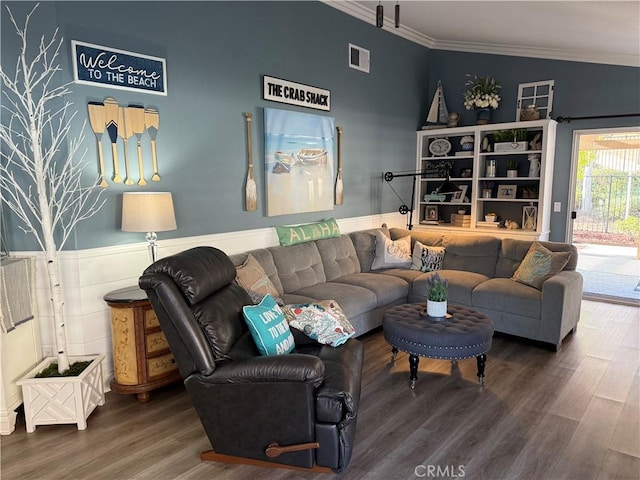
[493,128,528,152]
[426,273,448,318]
[463,74,501,124]
[484,212,497,222]
[506,159,519,178]
[0,5,106,432]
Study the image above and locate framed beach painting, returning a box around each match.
[264,108,335,216]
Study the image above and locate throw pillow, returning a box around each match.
[235,254,281,304]
[282,300,355,347]
[371,230,412,270]
[242,294,295,356]
[276,218,341,246]
[512,242,571,290]
[411,241,446,272]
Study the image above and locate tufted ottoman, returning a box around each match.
[383,303,494,389]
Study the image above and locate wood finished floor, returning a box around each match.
[2,300,638,480]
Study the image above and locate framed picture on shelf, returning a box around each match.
[425,205,439,221]
[523,205,537,230]
[460,168,472,178]
[497,184,517,199]
[451,185,468,203]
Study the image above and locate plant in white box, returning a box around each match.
[0,5,105,376]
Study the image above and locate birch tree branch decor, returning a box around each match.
[0,4,106,373]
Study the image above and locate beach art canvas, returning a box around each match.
[264,108,334,216]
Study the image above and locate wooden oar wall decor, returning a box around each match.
[87,97,162,187]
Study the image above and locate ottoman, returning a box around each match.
[383,303,494,388]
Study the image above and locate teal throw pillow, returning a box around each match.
[242,294,295,356]
[275,218,340,246]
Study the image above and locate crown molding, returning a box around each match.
[322,1,640,68]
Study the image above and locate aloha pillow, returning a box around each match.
[242,294,295,356]
[371,230,412,270]
[235,253,281,304]
[411,241,446,272]
[282,300,355,347]
[276,218,340,246]
[512,242,571,290]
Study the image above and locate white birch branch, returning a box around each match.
[0,3,106,372]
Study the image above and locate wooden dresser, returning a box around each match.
[104,286,181,402]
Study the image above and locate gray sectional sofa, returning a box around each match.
[228,226,583,351]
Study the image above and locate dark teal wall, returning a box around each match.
[2,2,638,249]
[1,1,430,250]
[428,50,640,241]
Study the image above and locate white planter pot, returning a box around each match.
[427,300,447,318]
[506,170,518,178]
[16,355,105,433]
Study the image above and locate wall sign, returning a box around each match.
[72,41,167,96]
[263,75,330,111]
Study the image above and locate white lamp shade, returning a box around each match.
[122,192,177,233]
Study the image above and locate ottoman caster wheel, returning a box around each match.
[410,379,416,389]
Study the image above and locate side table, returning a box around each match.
[104,285,181,402]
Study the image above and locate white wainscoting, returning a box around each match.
[14,213,404,390]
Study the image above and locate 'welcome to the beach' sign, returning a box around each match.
[72,41,167,96]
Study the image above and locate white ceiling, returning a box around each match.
[325,1,640,67]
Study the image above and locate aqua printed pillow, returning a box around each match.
[242,294,295,356]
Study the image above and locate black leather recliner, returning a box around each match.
[138,246,364,473]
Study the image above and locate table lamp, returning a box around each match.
[122,192,177,263]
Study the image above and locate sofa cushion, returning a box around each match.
[496,238,578,278]
[282,300,356,347]
[348,227,389,273]
[411,241,445,272]
[270,242,326,293]
[242,295,295,356]
[316,235,361,281]
[442,235,500,277]
[390,227,444,248]
[473,278,541,318]
[292,282,377,321]
[371,230,412,270]
[512,242,572,290]
[235,253,282,304]
[276,218,341,246]
[331,273,409,307]
[228,249,284,296]
[411,270,489,305]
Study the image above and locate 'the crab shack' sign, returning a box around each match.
[72,41,167,95]
[263,75,330,111]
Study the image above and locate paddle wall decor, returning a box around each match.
[264,108,334,216]
[87,98,161,187]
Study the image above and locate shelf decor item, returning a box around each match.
[422,81,450,130]
[506,159,519,178]
[463,74,501,125]
[426,273,448,318]
[493,128,528,152]
[497,185,517,199]
[523,205,538,231]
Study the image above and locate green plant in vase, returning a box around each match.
[426,273,448,317]
[426,273,448,302]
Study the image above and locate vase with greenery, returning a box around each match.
[493,128,528,143]
[0,5,106,374]
[506,159,519,177]
[426,272,448,317]
[463,74,501,125]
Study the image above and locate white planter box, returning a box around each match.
[494,141,527,152]
[17,355,105,433]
